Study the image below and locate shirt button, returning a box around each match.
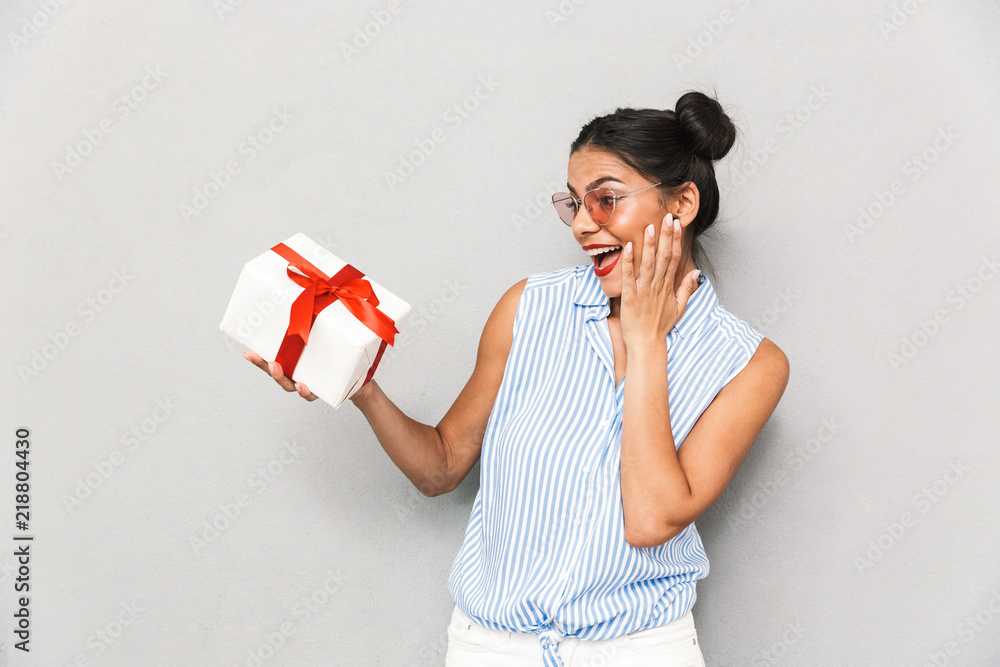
[573,518,581,526]
[582,465,590,473]
[560,571,569,580]
[599,419,609,429]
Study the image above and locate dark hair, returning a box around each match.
[569,91,737,269]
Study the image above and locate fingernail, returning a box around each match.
[267,362,275,375]
[674,219,680,231]
[294,383,301,392]
[626,242,632,253]
[646,224,654,237]
[242,351,250,360]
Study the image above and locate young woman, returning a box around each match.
[246,91,789,666]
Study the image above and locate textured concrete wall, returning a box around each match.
[2,1,998,665]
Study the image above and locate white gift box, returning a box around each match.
[220,232,410,408]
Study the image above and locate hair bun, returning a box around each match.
[674,91,736,161]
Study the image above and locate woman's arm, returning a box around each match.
[620,338,789,547]
[353,278,525,496]
[249,278,526,497]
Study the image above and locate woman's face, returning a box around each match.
[567,147,684,299]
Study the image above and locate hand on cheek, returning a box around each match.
[619,213,701,348]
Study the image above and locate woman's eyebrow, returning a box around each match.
[567,175,625,194]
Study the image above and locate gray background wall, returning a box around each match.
[2,1,998,665]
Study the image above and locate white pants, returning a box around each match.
[445,605,707,667]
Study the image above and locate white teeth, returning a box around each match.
[585,246,621,256]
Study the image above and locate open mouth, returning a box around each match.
[595,247,621,268]
[590,246,622,276]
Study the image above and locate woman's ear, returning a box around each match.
[671,182,700,228]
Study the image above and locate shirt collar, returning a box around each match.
[571,264,717,340]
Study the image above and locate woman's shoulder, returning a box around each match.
[749,338,789,378]
[495,276,529,312]
[488,265,584,313]
[483,266,584,343]
[523,264,583,290]
[701,295,788,387]
[707,301,766,359]
[719,336,790,411]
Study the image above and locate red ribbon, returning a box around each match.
[270,242,398,388]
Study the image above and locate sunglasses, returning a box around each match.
[551,181,664,227]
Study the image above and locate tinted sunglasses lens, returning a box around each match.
[584,189,615,225]
[551,194,577,226]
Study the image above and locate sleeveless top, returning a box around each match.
[446,263,764,666]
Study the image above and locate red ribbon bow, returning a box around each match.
[271,242,398,388]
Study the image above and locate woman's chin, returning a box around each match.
[597,277,621,300]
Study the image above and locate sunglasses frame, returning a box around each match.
[552,181,665,227]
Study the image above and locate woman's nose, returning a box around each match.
[571,205,601,234]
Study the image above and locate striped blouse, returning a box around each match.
[446,263,764,667]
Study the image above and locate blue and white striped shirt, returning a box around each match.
[446,263,764,666]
